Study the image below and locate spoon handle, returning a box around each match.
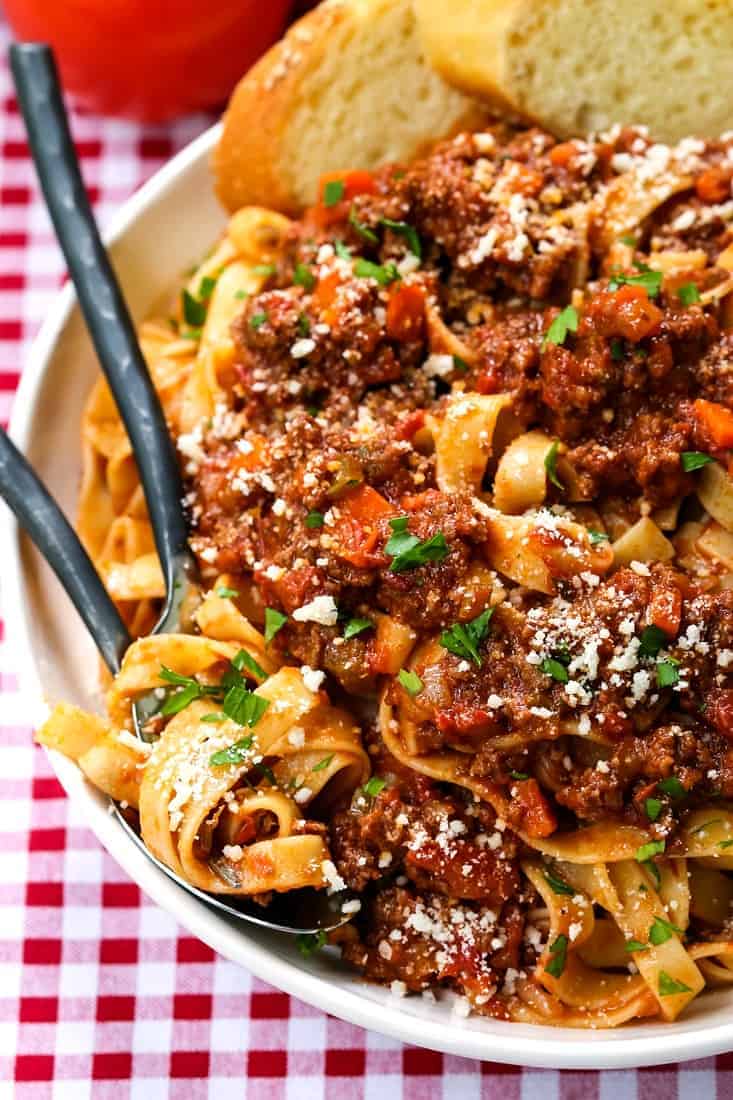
[0,428,130,674]
[9,43,190,599]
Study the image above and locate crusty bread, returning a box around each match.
[213,0,485,215]
[415,0,733,144]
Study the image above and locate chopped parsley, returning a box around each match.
[510,770,530,781]
[305,510,325,528]
[312,754,334,772]
[657,658,680,688]
[363,776,387,798]
[439,607,495,667]
[385,517,449,573]
[201,713,225,724]
[250,311,268,329]
[334,240,352,260]
[348,207,378,245]
[544,871,574,896]
[608,263,663,298]
[297,313,311,337]
[222,683,269,728]
[689,818,723,835]
[252,263,276,278]
[297,930,327,957]
[649,916,683,946]
[625,939,650,952]
[645,797,663,822]
[234,289,248,300]
[231,648,267,682]
[198,275,217,300]
[658,971,692,997]
[677,282,701,306]
[294,262,316,291]
[543,305,578,348]
[720,838,733,850]
[658,776,686,799]
[452,355,470,373]
[353,258,400,285]
[545,934,568,978]
[542,657,569,684]
[619,234,637,246]
[588,528,610,545]
[343,618,373,640]
[264,608,287,646]
[544,440,564,490]
[323,180,345,206]
[398,668,423,696]
[182,288,207,327]
[380,217,422,258]
[638,624,669,658]
[681,451,714,472]
[216,586,239,599]
[209,734,254,766]
[635,839,665,862]
[159,666,218,716]
[610,338,624,361]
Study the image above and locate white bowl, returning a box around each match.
[4,123,733,1069]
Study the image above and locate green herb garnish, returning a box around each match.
[658,776,686,799]
[294,262,316,291]
[264,608,287,646]
[649,916,683,946]
[677,283,701,306]
[398,668,423,696]
[250,311,268,329]
[638,625,669,658]
[353,258,400,285]
[657,658,680,688]
[544,440,564,490]
[305,511,325,528]
[209,735,254,766]
[544,872,574,896]
[635,839,665,862]
[323,180,345,207]
[625,939,650,952]
[545,934,568,978]
[658,971,692,997]
[385,517,449,573]
[348,207,378,245]
[363,777,387,798]
[608,263,663,298]
[380,217,421,258]
[312,754,334,772]
[297,930,328,957]
[182,288,206,327]
[645,797,663,822]
[216,586,240,599]
[542,657,570,684]
[588,528,610,545]
[253,264,276,278]
[543,305,578,348]
[681,451,714,472]
[439,608,495,667]
[198,275,217,300]
[343,618,373,640]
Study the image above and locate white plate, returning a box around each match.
[3,123,733,1069]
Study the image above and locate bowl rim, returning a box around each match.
[4,120,733,1070]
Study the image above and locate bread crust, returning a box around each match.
[213,0,484,216]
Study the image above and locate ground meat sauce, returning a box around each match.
[180,120,733,1014]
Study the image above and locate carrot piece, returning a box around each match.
[318,169,377,203]
[386,284,426,342]
[648,586,682,638]
[550,142,577,168]
[693,399,733,448]
[513,778,558,838]
[696,166,732,205]
[333,484,394,568]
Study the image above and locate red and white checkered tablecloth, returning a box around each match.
[3,18,733,1100]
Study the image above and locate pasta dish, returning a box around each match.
[39,120,733,1027]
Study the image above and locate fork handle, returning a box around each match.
[9,43,191,600]
[0,428,130,674]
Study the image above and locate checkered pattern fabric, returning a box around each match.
[3,15,733,1098]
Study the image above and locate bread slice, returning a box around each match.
[415,0,733,144]
[213,0,485,215]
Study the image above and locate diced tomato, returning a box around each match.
[386,284,426,342]
[696,166,732,205]
[333,484,394,568]
[234,816,257,846]
[693,398,733,448]
[606,284,663,342]
[313,169,378,227]
[648,585,682,638]
[436,706,496,738]
[227,432,269,473]
[512,778,557,838]
[264,564,321,615]
[394,409,426,442]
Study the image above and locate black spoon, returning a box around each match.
[10,42,198,743]
[4,43,351,934]
[0,427,350,933]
